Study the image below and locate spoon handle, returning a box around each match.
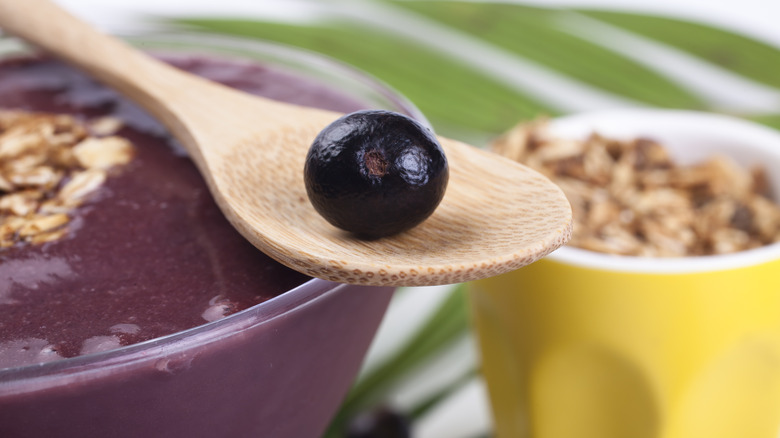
[0,0,286,163]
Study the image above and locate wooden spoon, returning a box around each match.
[0,0,571,287]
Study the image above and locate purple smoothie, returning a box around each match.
[0,43,397,437]
[0,54,368,365]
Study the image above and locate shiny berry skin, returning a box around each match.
[304,110,448,238]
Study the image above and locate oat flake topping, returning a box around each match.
[0,110,134,248]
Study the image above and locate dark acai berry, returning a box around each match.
[304,110,448,238]
[345,406,411,438]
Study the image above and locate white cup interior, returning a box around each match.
[545,109,780,274]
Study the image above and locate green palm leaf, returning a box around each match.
[176,18,556,142]
[581,10,780,90]
[390,1,706,109]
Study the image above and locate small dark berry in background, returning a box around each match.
[304,110,448,238]
[345,406,411,438]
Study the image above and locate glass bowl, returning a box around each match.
[0,32,421,438]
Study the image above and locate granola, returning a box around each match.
[0,110,134,247]
[494,119,780,257]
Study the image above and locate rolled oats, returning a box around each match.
[73,136,133,170]
[0,110,135,248]
[494,119,780,257]
[88,116,124,137]
[59,169,107,202]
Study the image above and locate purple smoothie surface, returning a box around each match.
[0,54,368,368]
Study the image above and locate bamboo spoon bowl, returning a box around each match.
[0,0,572,286]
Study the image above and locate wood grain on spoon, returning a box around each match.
[0,0,572,286]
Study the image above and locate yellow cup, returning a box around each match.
[469,109,780,438]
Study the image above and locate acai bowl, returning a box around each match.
[0,32,423,438]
